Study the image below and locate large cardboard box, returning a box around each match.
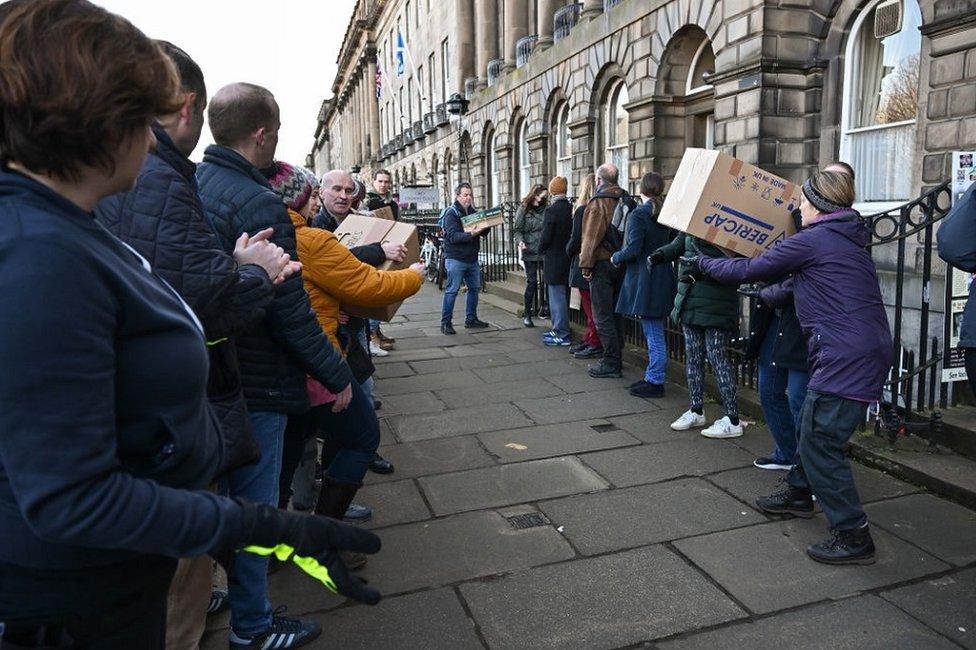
[462,206,506,233]
[334,214,420,321]
[658,148,800,258]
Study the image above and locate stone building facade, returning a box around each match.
[313,0,976,215]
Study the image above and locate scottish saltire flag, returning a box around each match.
[395,31,405,77]
[375,64,383,99]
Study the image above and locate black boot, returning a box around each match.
[756,484,815,518]
[315,477,368,570]
[807,526,876,565]
[588,360,622,378]
[522,315,535,328]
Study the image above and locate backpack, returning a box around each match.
[437,205,456,236]
[601,195,635,253]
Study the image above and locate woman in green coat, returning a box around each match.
[514,184,549,327]
[649,233,742,438]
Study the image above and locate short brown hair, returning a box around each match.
[0,0,182,180]
[208,83,278,146]
[373,168,392,180]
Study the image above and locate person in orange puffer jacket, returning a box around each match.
[268,161,423,559]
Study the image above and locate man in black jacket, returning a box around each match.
[538,176,573,346]
[440,182,491,334]
[197,82,354,649]
[365,167,399,220]
[94,44,294,650]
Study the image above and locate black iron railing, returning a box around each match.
[554,3,582,43]
[516,36,538,68]
[487,59,505,86]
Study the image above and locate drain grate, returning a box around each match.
[507,513,548,530]
[590,423,621,433]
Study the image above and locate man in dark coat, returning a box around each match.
[365,167,400,220]
[938,181,976,400]
[538,176,573,345]
[93,44,289,650]
[196,82,353,648]
[439,182,490,334]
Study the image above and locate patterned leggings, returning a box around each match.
[683,324,739,418]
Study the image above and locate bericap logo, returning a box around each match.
[704,204,772,246]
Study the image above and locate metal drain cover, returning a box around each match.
[507,513,548,530]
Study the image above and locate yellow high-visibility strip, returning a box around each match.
[206,338,229,347]
[243,544,339,594]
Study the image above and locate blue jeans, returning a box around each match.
[313,379,381,485]
[369,319,380,333]
[547,284,570,339]
[441,258,481,325]
[757,322,809,463]
[640,318,667,384]
[226,410,286,636]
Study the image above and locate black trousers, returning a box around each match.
[523,259,541,316]
[966,348,976,402]
[0,556,176,649]
[588,260,624,369]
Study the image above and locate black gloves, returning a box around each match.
[678,254,704,284]
[237,503,382,605]
[646,250,666,273]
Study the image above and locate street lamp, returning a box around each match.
[446,92,469,116]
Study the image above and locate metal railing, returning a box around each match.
[603,0,623,9]
[554,3,582,43]
[435,103,450,126]
[464,77,479,100]
[487,58,505,86]
[423,112,436,133]
[516,35,538,68]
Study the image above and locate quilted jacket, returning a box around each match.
[289,209,422,350]
[95,125,270,474]
[196,145,352,413]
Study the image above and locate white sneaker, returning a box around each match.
[701,416,744,439]
[671,410,707,431]
[368,341,389,357]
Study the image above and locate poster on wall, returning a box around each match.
[942,151,975,382]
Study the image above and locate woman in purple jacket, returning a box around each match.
[693,170,891,565]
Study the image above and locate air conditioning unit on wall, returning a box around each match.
[874,0,903,40]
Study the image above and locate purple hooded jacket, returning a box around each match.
[700,210,892,402]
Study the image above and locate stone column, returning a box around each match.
[474,0,499,88]
[502,0,528,73]
[366,56,381,160]
[535,0,561,51]
[456,0,476,95]
[581,0,602,20]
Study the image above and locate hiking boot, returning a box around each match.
[369,453,395,474]
[701,416,744,439]
[588,361,622,378]
[756,484,815,518]
[371,330,394,352]
[806,526,876,565]
[630,382,664,398]
[573,345,603,359]
[441,322,456,335]
[229,610,321,649]
[465,318,490,329]
[670,410,707,431]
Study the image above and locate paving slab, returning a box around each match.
[311,589,483,650]
[515,388,658,424]
[707,463,921,512]
[372,361,416,379]
[390,403,534,441]
[420,456,610,516]
[371,435,497,483]
[372,347,449,363]
[395,333,480,350]
[357,479,432,529]
[539,478,765,555]
[472,358,582,383]
[375,391,445,416]
[544,369,642,394]
[434,377,565,407]
[659,594,960,649]
[379,418,398,446]
[865,493,976,566]
[882,568,976,649]
[477,420,640,462]
[409,352,519,374]
[608,409,702,444]
[372,326,428,339]
[375,370,485,396]
[673,518,950,614]
[357,510,575,594]
[579,438,756,487]
[459,545,745,650]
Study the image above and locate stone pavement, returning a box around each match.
[203,284,976,649]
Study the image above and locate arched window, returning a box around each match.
[686,39,716,95]
[602,80,629,184]
[517,120,531,199]
[841,0,922,204]
[486,130,500,207]
[553,103,572,181]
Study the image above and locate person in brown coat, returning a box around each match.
[579,163,637,378]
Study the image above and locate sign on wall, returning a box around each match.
[399,185,441,205]
[943,151,975,383]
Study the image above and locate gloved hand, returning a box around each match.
[646,250,666,273]
[236,503,382,605]
[678,254,704,284]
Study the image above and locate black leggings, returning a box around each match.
[524,259,541,315]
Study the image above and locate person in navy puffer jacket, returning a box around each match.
[696,170,892,566]
[938,182,976,401]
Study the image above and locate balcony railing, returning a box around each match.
[603,0,622,9]
[554,3,582,43]
[423,112,436,133]
[515,35,538,68]
[435,103,450,126]
[396,132,406,149]
[464,77,478,100]
[412,120,425,142]
[486,58,505,86]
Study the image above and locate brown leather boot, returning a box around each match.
[372,328,395,350]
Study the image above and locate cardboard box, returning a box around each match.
[462,206,506,233]
[334,214,420,321]
[658,148,800,258]
[371,206,395,221]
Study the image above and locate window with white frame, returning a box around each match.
[602,81,629,182]
[405,2,411,40]
[517,120,531,199]
[841,0,921,203]
[554,103,571,181]
[687,40,716,95]
[407,77,413,125]
[441,39,450,103]
[427,53,435,114]
[487,130,500,207]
